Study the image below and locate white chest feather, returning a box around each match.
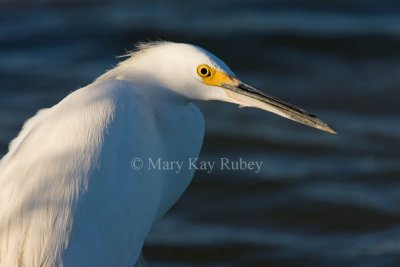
[0,79,204,267]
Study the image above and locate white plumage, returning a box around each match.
[0,42,334,267]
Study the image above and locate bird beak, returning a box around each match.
[221,78,337,134]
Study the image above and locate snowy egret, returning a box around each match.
[0,42,335,267]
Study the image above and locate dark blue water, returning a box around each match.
[1,1,400,266]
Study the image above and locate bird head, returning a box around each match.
[103,42,336,134]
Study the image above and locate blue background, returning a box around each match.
[1,1,400,266]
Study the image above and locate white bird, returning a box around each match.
[0,41,335,267]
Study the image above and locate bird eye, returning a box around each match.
[197,64,212,78]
